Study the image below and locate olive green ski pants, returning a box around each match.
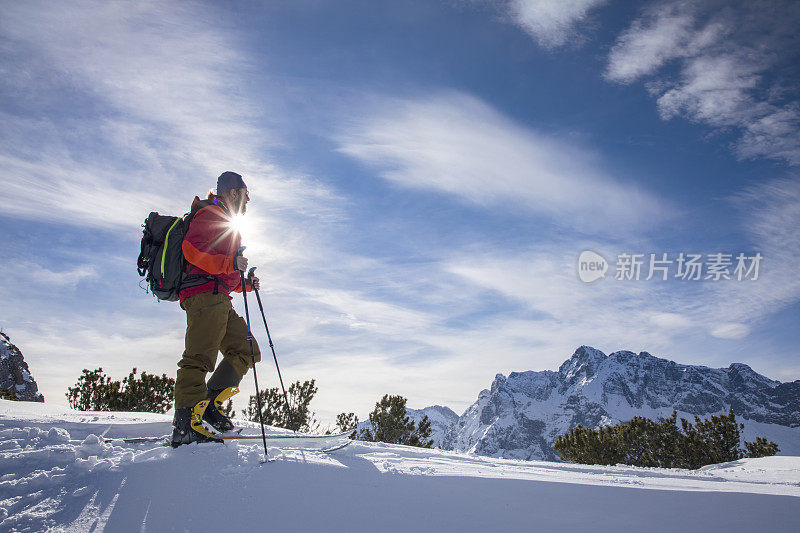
[174,291,261,409]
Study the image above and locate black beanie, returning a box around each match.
[216,171,246,194]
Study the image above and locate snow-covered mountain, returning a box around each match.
[442,346,800,461]
[406,405,459,447]
[0,332,44,402]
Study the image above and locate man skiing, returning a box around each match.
[171,171,261,447]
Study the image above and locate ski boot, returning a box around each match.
[203,386,239,434]
[171,404,221,447]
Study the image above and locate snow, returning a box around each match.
[1,400,799,532]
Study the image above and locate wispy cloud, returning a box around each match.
[26,265,97,288]
[710,177,800,325]
[0,0,336,229]
[442,176,800,350]
[505,0,609,48]
[443,246,687,353]
[604,1,712,83]
[337,91,668,234]
[605,0,800,165]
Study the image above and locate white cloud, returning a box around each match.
[442,247,686,353]
[737,108,800,164]
[308,288,434,334]
[507,0,608,48]
[707,177,800,325]
[655,55,762,126]
[649,312,693,330]
[0,152,172,229]
[709,323,750,339]
[338,91,669,235]
[605,0,800,165]
[605,1,719,83]
[26,265,97,287]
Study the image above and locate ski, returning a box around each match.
[106,430,355,453]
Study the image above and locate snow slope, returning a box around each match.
[1,400,799,532]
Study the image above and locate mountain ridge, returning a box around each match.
[438,346,800,460]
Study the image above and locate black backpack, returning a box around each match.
[137,200,214,301]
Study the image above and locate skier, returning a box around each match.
[171,171,262,447]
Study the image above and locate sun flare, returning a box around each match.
[229,214,250,239]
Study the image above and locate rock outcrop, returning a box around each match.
[0,331,44,402]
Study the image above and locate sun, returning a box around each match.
[228,214,251,239]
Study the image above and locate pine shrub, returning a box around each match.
[66,367,175,413]
[243,379,318,432]
[336,412,359,435]
[554,409,779,469]
[744,437,780,458]
[358,394,433,448]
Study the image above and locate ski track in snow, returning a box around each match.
[1,400,799,532]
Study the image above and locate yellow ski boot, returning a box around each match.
[202,386,239,434]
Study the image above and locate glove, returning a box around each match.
[233,249,248,272]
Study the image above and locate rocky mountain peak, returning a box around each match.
[558,345,606,382]
[421,405,459,420]
[0,331,44,402]
[442,346,800,461]
[727,362,778,390]
[490,373,507,392]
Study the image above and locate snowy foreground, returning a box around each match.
[1,400,799,532]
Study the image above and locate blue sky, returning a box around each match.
[1,0,799,422]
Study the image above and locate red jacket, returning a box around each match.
[179,196,251,302]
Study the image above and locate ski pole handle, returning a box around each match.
[234,246,247,272]
[247,266,258,291]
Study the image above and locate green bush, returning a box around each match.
[66,367,174,413]
[243,379,318,432]
[744,436,780,458]
[335,412,359,435]
[358,394,433,448]
[554,409,779,469]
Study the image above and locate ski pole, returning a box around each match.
[248,267,297,432]
[238,248,268,460]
